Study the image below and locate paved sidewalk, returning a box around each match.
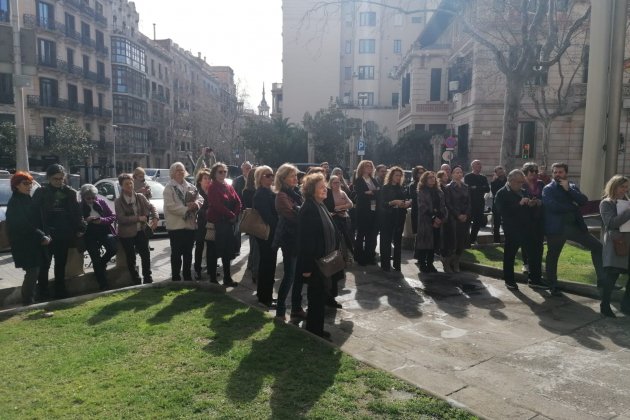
[1,237,629,419]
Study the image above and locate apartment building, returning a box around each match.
[0,0,113,178]
[397,0,630,174]
[282,0,437,140]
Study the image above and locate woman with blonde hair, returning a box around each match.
[273,163,305,320]
[378,166,411,271]
[353,160,379,265]
[599,174,630,317]
[253,165,279,307]
[163,162,204,281]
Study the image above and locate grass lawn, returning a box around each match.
[461,243,611,285]
[0,288,474,419]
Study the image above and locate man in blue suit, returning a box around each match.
[542,162,603,296]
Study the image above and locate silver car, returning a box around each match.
[94,178,166,231]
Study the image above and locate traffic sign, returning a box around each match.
[442,151,454,161]
[445,136,457,148]
[357,137,366,156]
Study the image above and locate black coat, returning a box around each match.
[353,176,378,227]
[253,186,278,237]
[31,184,84,241]
[495,184,539,235]
[297,198,338,275]
[6,192,46,269]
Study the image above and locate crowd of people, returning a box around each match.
[5,156,630,340]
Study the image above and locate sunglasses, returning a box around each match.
[263,173,274,178]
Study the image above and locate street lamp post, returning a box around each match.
[112,125,117,177]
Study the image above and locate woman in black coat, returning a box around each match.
[253,165,279,308]
[379,167,411,272]
[353,160,379,265]
[298,172,339,340]
[6,172,51,305]
[193,170,211,280]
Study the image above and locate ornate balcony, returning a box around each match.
[27,95,84,115]
[151,93,168,104]
[81,36,96,50]
[95,13,107,27]
[95,44,109,56]
[23,14,65,37]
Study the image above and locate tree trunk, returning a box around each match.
[541,120,552,168]
[499,78,524,169]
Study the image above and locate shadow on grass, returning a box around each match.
[203,301,268,356]
[419,272,507,320]
[86,288,165,325]
[146,289,210,325]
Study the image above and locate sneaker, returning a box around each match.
[528,280,549,290]
[505,281,519,290]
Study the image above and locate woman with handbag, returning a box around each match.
[272,164,304,321]
[6,172,51,305]
[205,163,241,286]
[79,184,118,290]
[599,175,630,317]
[115,173,159,285]
[163,162,204,281]
[193,169,211,280]
[298,172,341,340]
[379,167,411,272]
[253,166,278,307]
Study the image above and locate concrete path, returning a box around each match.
[1,236,629,419]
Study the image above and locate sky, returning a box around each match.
[130,0,283,109]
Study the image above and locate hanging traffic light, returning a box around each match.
[522,144,530,159]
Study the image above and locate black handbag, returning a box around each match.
[316,249,345,278]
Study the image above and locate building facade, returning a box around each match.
[397,0,630,176]
[282,0,438,141]
[1,0,114,179]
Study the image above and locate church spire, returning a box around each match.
[258,83,270,117]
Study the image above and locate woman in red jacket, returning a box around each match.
[206,163,242,286]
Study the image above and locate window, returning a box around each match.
[359,11,376,26]
[43,117,56,145]
[344,67,352,80]
[411,16,423,23]
[95,1,103,16]
[0,73,13,104]
[430,68,442,101]
[401,73,410,106]
[97,92,104,110]
[84,89,93,112]
[96,181,115,198]
[112,65,146,97]
[95,30,104,49]
[85,123,91,134]
[113,95,148,124]
[111,37,146,71]
[39,78,58,106]
[37,1,54,30]
[38,38,56,67]
[98,125,106,142]
[394,13,403,26]
[81,21,90,41]
[519,121,536,158]
[82,54,89,74]
[391,92,399,108]
[67,84,78,109]
[357,92,374,106]
[359,39,375,54]
[151,59,155,76]
[65,13,76,37]
[581,45,589,83]
[66,48,74,67]
[393,39,402,54]
[358,66,374,80]
[0,0,10,23]
[344,40,352,54]
[96,61,105,80]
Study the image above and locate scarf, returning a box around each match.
[315,200,336,255]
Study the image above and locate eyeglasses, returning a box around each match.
[217,170,227,174]
[263,173,274,178]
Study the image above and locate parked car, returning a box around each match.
[143,168,171,185]
[94,178,167,231]
[0,178,41,251]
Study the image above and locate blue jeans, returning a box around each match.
[276,250,297,317]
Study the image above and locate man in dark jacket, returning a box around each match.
[542,162,603,295]
[495,170,545,290]
[464,160,490,245]
[32,164,85,299]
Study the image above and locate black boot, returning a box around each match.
[600,302,616,318]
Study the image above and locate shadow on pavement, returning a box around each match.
[418,271,507,320]
[354,266,424,318]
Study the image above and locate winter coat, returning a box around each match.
[542,180,588,235]
[415,187,446,250]
[115,193,158,239]
[163,180,204,231]
[6,192,46,269]
[31,184,84,241]
[81,197,117,237]
[273,187,303,253]
[600,198,630,269]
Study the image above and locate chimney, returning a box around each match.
[198,52,201,59]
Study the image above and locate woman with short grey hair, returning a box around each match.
[164,162,204,281]
[79,183,118,290]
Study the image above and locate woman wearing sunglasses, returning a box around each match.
[253,165,279,308]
